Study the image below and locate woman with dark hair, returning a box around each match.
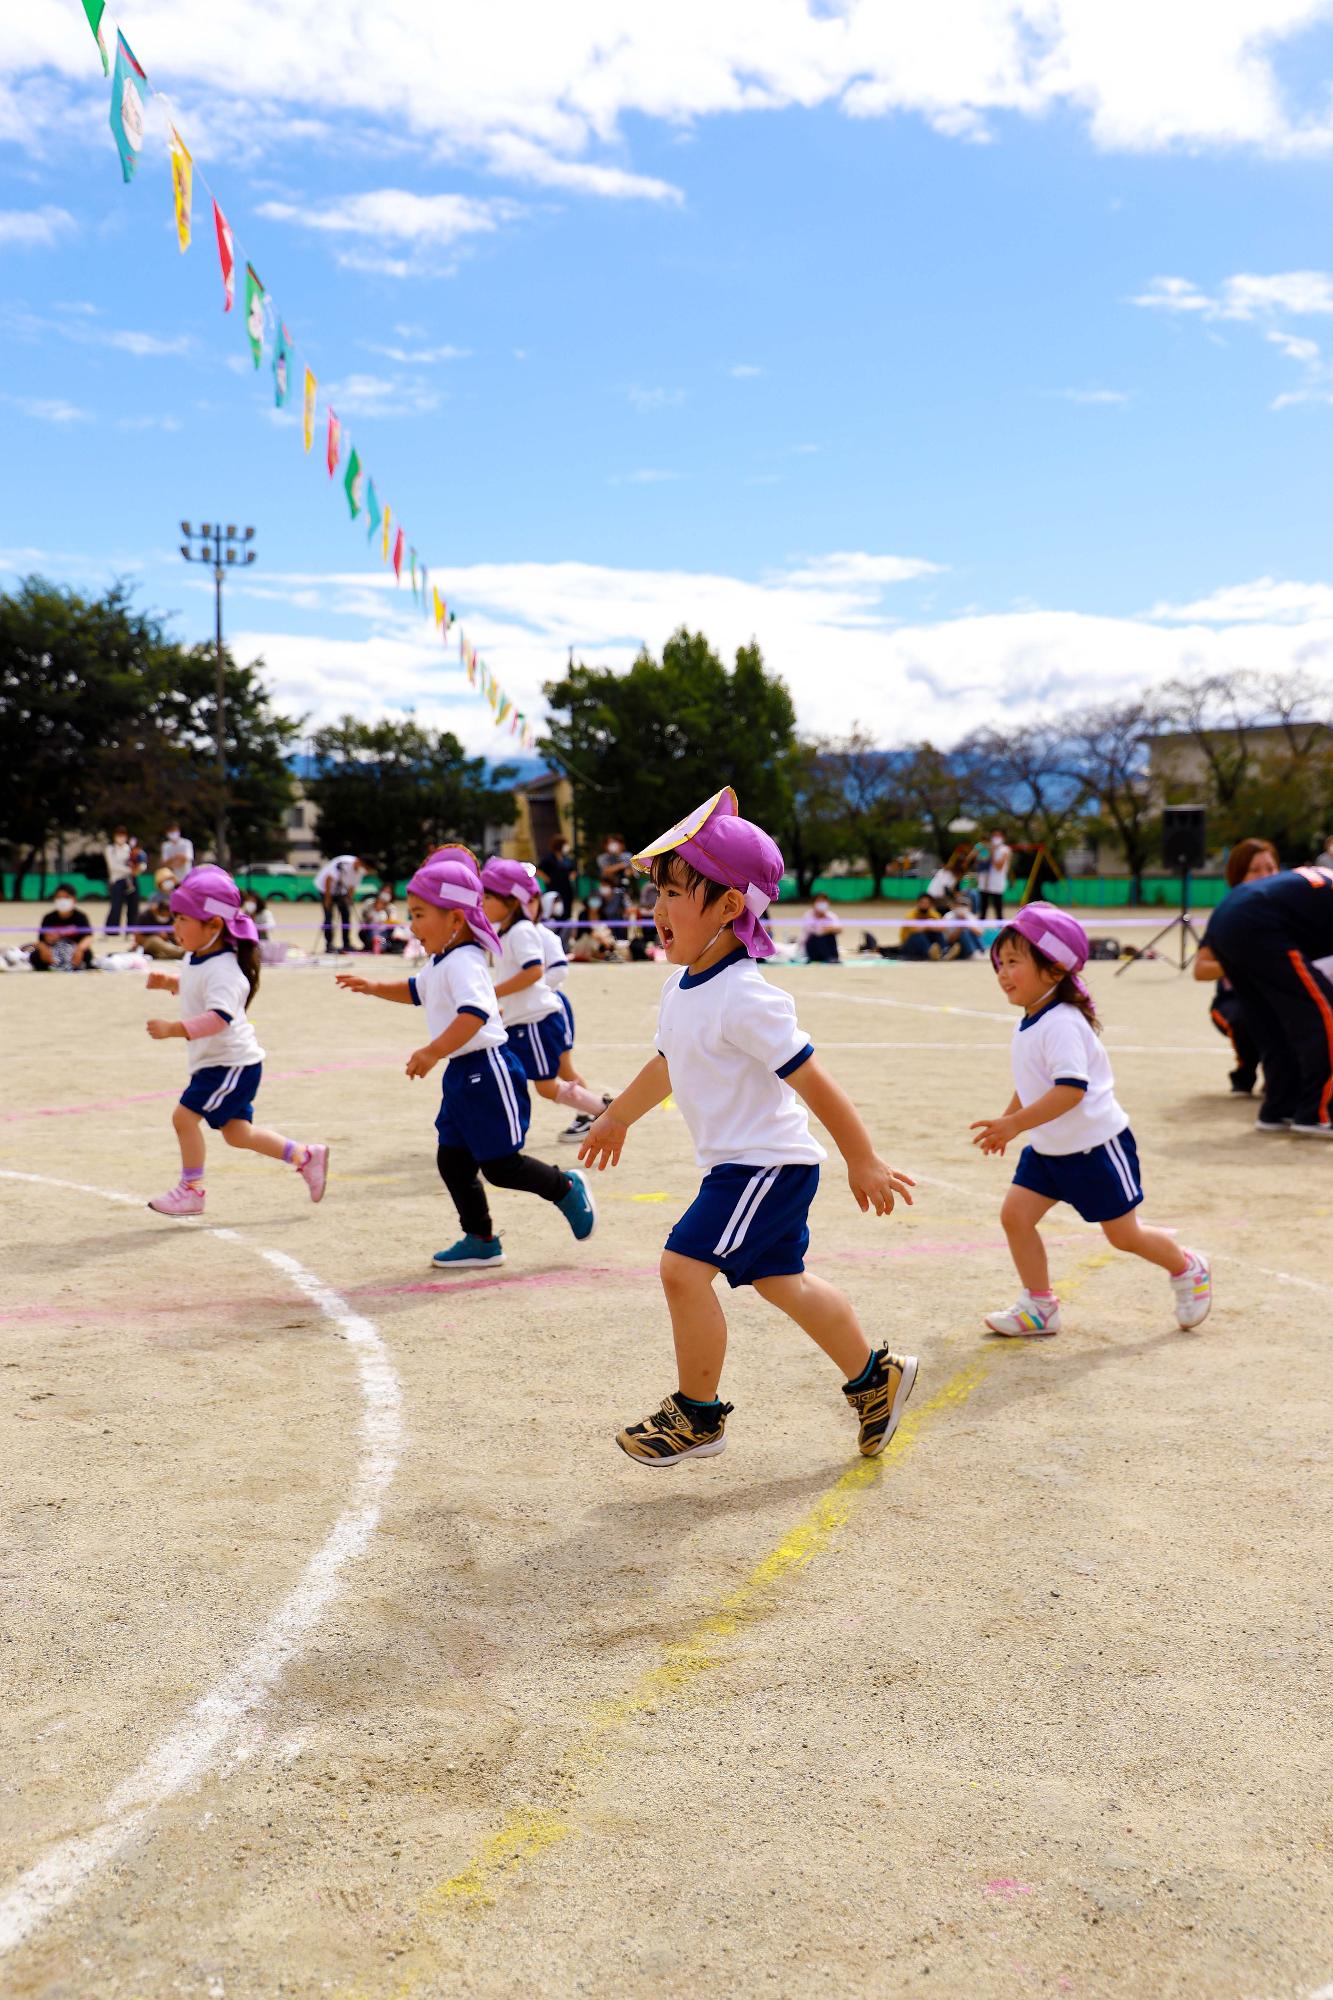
[1193,838,1280,1095]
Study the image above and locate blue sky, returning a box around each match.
[5,1,1333,753]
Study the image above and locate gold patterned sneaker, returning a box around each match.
[616,1393,733,1466]
[842,1349,918,1457]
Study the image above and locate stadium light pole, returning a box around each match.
[179,520,256,870]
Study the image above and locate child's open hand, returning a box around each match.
[405,1046,438,1080]
[145,1018,176,1040]
[847,1153,915,1216]
[578,1110,628,1172]
[971,1113,1019,1155]
[145,971,177,993]
[335,972,375,995]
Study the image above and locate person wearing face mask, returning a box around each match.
[802,893,842,963]
[31,887,95,970]
[978,830,1012,922]
[160,822,195,879]
[104,826,145,938]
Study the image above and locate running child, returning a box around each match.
[578,788,919,1466]
[143,865,329,1215]
[336,850,595,1269]
[480,857,612,1133]
[520,868,609,1144]
[971,903,1211,1335]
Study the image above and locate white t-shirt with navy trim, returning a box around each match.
[490,918,563,1027]
[1011,998,1127,1155]
[408,941,506,1057]
[537,922,569,990]
[655,948,826,1170]
[179,947,264,1074]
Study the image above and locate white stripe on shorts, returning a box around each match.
[528,1021,551,1078]
[713,1166,781,1259]
[487,1047,523,1147]
[1105,1133,1138,1203]
[202,1065,241,1113]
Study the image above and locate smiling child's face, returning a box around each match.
[406,894,463,954]
[653,862,743,966]
[994,936,1062,1012]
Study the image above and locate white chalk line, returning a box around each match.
[0,1171,404,1961]
[807,988,1220,1053]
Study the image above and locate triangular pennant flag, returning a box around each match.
[169,127,192,252]
[344,447,364,519]
[302,367,316,451]
[213,201,235,311]
[326,408,341,477]
[273,323,291,407]
[420,565,429,612]
[432,587,444,628]
[81,0,110,75]
[244,265,265,368]
[366,480,382,543]
[382,504,392,561]
[108,32,147,183]
[409,547,418,599]
[392,526,404,580]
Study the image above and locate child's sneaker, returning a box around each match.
[147,1183,205,1217]
[616,1393,732,1465]
[1170,1249,1212,1329]
[558,1113,594,1144]
[984,1292,1062,1337]
[843,1349,918,1457]
[556,1167,597,1240]
[431,1234,505,1270]
[298,1142,329,1203]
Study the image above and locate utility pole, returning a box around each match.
[179,521,256,869]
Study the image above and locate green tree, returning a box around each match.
[784,739,855,896]
[540,629,797,854]
[826,724,904,897]
[306,717,517,883]
[0,575,296,891]
[1065,699,1161,901]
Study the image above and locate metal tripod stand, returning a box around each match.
[1115,869,1206,975]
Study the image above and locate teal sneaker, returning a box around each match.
[431,1234,505,1270]
[556,1168,597,1241]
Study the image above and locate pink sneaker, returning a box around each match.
[147,1183,205,1217]
[298,1143,329,1204]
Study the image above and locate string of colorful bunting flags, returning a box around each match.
[80,0,540,753]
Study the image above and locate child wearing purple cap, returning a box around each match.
[337,851,595,1268]
[972,902,1211,1335]
[143,865,329,1216]
[579,789,920,1466]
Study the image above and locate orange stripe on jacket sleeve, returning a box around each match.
[1287,949,1333,1126]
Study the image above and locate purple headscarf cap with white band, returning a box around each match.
[406,855,504,956]
[480,856,539,902]
[993,901,1093,1000]
[169,864,259,944]
[632,786,785,960]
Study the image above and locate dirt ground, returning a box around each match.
[2,919,1330,2000]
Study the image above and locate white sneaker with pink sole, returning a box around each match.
[147,1183,205,1217]
[298,1143,329,1203]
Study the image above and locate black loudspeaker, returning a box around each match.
[1161,805,1207,873]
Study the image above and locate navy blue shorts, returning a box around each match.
[554,989,574,1050]
[666,1162,820,1289]
[436,1045,531,1161]
[507,1011,568,1081]
[180,1062,263,1130]
[1012,1127,1143,1223]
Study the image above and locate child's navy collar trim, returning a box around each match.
[680,944,748,989]
[434,939,483,963]
[188,942,235,964]
[1018,993,1062,1032]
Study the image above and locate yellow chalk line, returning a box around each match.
[338,1247,1114,1996]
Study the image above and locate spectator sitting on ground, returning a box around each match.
[240,889,274,938]
[358,886,407,954]
[899,893,945,962]
[30,886,95,970]
[941,891,985,959]
[803,892,843,964]
[568,897,619,961]
[137,881,185,960]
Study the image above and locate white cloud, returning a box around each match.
[729,363,765,378]
[362,341,470,364]
[102,329,193,357]
[1132,270,1333,320]
[625,385,686,410]
[2,393,91,424]
[323,372,442,416]
[609,468,682,485]
[18,0,1333,193]
[257,189,519,247]
[1054,387,1131,405]
[0,204,75,248]
[221,550,1333,756]
[115,413,183,431]
[1148,575,1333,623]
[780,551,944,587]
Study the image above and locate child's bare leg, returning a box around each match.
[1001,1186,1058,1291]
[222,1121,306,1162]
[557,1050,588,1088]
[1102,1210,1188,1274]
[172,1103,206,1173]
[661,1250,728,1398]
[752,1271,870,1378]
[533,1079,561,1103]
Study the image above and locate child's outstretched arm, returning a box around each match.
[145,971,179,994]
[787,1057,915,1216]
[335,972,414,1002]
[579,1053,671,1170]
[405,1011,488,1080]
[971,1085,1083,1155]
